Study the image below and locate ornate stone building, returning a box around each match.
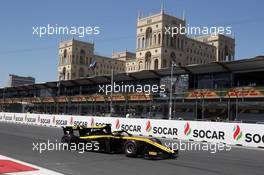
[58,39,125,80]
[58,7,235,80]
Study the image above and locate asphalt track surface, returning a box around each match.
[0,123,264,175]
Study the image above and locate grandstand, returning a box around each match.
[1,56,264,123]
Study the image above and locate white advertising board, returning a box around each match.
[0,112,263,148]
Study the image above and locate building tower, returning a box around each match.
[58,39,94,80]
[135,6,187,71]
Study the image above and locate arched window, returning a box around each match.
[146,27,152,48]
[79,68,84,78]
[162,59,167,68]
[170,52,176,63]
[89,57,92,64]
[142,37,145,48]
[80,50,85,64]
[61,67,66,80]
[154,34,156,45]
[166,34,169,46]
[63,49,67,58]
[154,59,159,70]
[224,45,230,61]
[172,28,177,48]
[171,36,174,47]
[63,49,67,64]
[138,61,143,70]
[145,52,151,70]
[158,33,161,45]
[72,55,75,64]
[138,38,141,48]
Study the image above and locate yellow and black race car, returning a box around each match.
[61,124,178,159]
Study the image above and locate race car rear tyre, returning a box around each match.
[124,141,138,157]
[61,135,78,150]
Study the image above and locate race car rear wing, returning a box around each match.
[62,126,91,136]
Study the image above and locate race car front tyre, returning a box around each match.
[124,141,138,157]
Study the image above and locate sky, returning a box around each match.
[0,0,263,87]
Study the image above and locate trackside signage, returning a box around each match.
[25,114,37,124]
[4,113,14,121]
[182,122,226,141]
[0,112,263,148]
[231,124,264,145]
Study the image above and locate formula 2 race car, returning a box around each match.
[61,124,178,159]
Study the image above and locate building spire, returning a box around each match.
[182,10,185,21]
[138,11,141,19]
[160,2,164,14]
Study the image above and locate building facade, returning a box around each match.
[132,8,235,72]
[58,39,126,80]
[58,8,235,79]
[6,74,35,87]
[194,34,235,61]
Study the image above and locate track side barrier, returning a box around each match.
[0,112,264,148]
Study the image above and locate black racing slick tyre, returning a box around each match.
[124,141,138,157]
[61,135,78,150]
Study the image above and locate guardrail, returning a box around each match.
[0,112,263,149]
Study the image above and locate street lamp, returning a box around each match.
[2,88,5,111]
[110,68,114,116]
[56,73,64,114]
[169,61,177,120]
